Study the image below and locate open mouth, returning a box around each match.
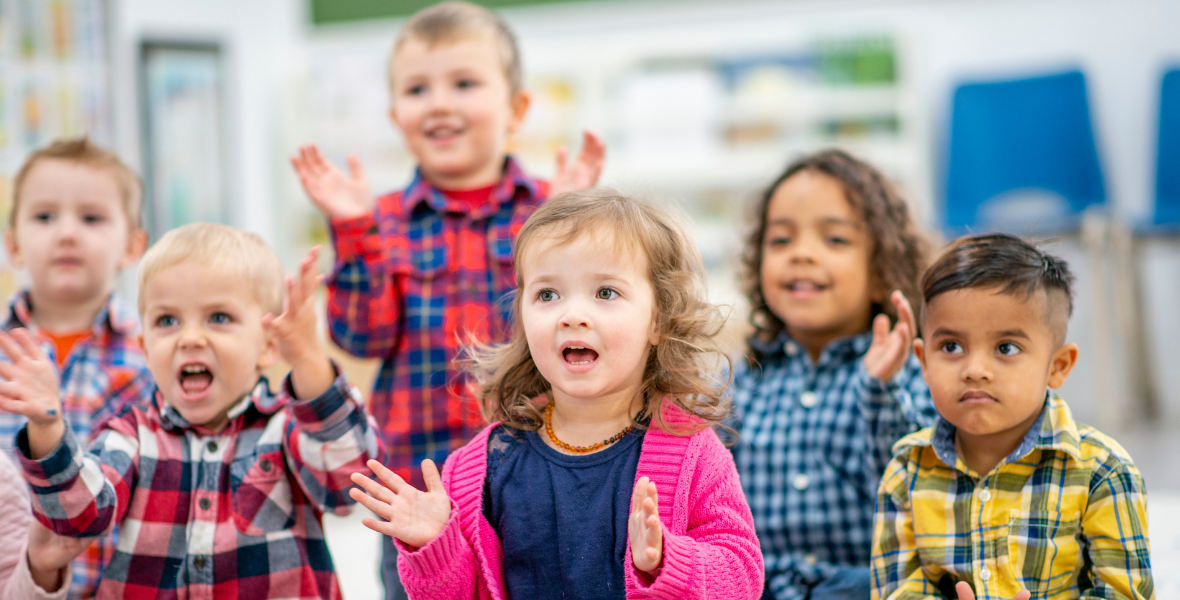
[179,363,214,395]
[785,279,828,292]
[425,125,464,140]
[562,345,599,366]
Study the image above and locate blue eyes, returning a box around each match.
[536,288,619,302]
[29,212,106,224]
[209,312,232,325]
[153,313,234,328]
[155,315,178,328]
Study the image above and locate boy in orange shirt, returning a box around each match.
[290,3,604,597]
[0,137,153,599]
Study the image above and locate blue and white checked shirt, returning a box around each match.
[731,331,937,600]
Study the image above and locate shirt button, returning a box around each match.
[206,441,218,453]
[199,497,212,510]
[980,567,991,581]
[799,391,818,408]
[804,553,818,565]
[784,342,800,356]
[194,556,207,570]
[793,474,810,490]
[979,489,991,502]
[260,459,273,473]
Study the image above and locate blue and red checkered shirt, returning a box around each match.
[17,372,384,600]
[0,290,153,599]
[326,157,548,488]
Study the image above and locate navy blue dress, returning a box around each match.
[482,425,645,599]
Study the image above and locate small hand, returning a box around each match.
[0,329,62,425]
[26,520,92,592]
[549,130,606,197]
[349,459,452,549]
[863,290,918,382]
[955,581,1030,600]
[629,476,663,574]
[290,144,374,221]
[262,247,333,400]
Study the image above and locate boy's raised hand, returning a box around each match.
[0,329,65,458]
[629,476,663,574]
[863,290,918,382]
[550,130,606,197]
[262,246,334,401]
[955,581,1030,600]
[349,459,451,549]
[290,144,374,221]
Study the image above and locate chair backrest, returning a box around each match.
[1155,68,1180,226]
[943,70,1106,234]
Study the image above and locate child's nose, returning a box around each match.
[962,353,993,382]
[178,326,208,349]
[558,300,591,329]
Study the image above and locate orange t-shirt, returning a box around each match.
[43,330,92,368]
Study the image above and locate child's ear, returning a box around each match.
[388,105,405,135]
[119,228,149,269]
[256,329,281,371]
[1046,342,1079,389]
[507,90,531,135]
[912,338,928,376]
[3,228,23,269]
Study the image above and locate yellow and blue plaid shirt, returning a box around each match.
[871,393,1153,600]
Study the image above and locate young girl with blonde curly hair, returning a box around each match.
[350,189,764,599]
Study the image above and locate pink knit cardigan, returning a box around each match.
[396,417,764,599]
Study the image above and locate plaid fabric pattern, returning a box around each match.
[731,331,937,600]
[872,393,1154,600]
[16,372,385,600]
[326,157,547,488]
[0,290,152,599]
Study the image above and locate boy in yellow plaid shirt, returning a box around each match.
[871,233,1153,600]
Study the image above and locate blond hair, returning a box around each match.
[10,137,143,230]
[389,1,522,96]
[137,223,284,315]
[472,189,732,435]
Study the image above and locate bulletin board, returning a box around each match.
[309,0,624,24]
[0,0,114,298]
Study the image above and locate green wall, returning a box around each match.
[310,0,617,24]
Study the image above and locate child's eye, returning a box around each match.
[83,214,105,224]
[33,212,54,223]
[996,342,1021,356]
[209,312,233,325]
[765,236,791,247]
[537,289,558,302]
[827,236,850,246]
[406,84,426,96]
[155,315,178,328]
[940,341,963,354]
[455,78,479,89]
[596,288,619,300]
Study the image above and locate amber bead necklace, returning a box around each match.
[543,401,637,454]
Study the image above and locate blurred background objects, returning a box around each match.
[0,0,1174,594]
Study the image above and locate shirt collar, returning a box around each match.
[2,290,141,338]
[748,330,872,365]
[919,391,1082,473]
[400,156,537,219]
[157,377,278,434]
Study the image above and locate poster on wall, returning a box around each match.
[139,41,228,238]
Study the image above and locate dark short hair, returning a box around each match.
[920,233,1074,338]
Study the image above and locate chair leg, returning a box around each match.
[1081,213,1121,431]
[1110,219,1159,421]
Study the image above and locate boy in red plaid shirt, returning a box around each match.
[5,223,384,599]
[290,2,603,597]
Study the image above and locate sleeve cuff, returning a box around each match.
[286,365,362,442]
[16,426,84,488]
[396,500,468,580]
[631,530,696,597]
[329,213,382,263]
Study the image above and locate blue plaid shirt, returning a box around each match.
[731,331,937,600]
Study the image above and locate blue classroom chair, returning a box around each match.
[1153,68,1180,229]
[942,70,1106,235]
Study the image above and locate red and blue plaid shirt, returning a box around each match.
[17,372,384,600]
[0,290,152,600]
[326,157,547,488]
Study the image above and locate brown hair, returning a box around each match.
[390,1,522,96]
[471,189,731,434]
[920,233,1074,343]
[10,137,143,230]
[741,149,931,362]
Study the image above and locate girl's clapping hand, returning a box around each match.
[350,459,452,549]
[629,476,663,574]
